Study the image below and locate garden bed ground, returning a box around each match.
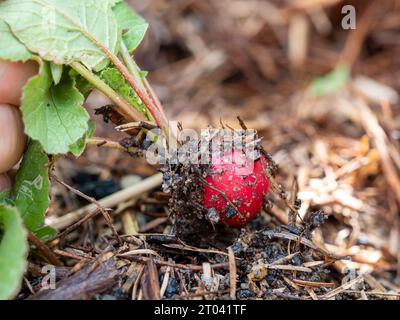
[19,0,400,300]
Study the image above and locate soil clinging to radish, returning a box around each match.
[162,125,276,245]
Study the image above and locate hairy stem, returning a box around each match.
[70,61,146,122]
[51,9,171,143]
[119,41,177,147]
[71,62,163,150]
[100,44,171,144]
[119,41,146,92]
[119,42,167,121]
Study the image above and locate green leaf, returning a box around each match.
[100,66,151,120]
[69,69,94,98]
[113,2,148,53]
[109,0,123,6]
[139,70,148,79]
[34,225,57,242]
[0,192,14,207]
[0,19,31,62]
[0,206,28,300]
[0,0,119,71]
[311,66,350,96]
[0,192,7,205]
[21,61,89,154]
[11,141,50,234]
[50,63,63,85]
[69,120,96,157]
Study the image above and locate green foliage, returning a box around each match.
[0,1,153,296]
[0,206,28,300]
[21,61,89,154]
[109,0,123,6]
[113,2,149,52]
[0,0,119,71]
[0,19,31,62]
[69,69,95,99]
[11,141,54,239]
[50,63,63,85]
[34,226,57,242]
[311,66,350,96]
[0,0,150,157]
[69,121,96,157]
[100,67,152,120]
[0,192,14,207]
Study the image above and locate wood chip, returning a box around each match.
[228,247,237,300]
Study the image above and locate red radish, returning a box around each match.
[203,149,270,227]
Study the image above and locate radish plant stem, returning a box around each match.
[72,21,170,142]
[101,45,170,144]
[71,62,163,150]
[119,43,154,122]
[119,41,146,92]
[87,137,132,152]
[70,61,146,122]
[120,42,167,119]
[119,41,177,147]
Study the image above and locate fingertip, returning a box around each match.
[0,60,38,106]
[0,104,26,173]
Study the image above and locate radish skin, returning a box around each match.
[203,149,270,227]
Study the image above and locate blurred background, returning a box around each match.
[55,0,399,286]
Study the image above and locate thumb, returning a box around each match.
[0,104,26,173]
[0,60,38,106]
